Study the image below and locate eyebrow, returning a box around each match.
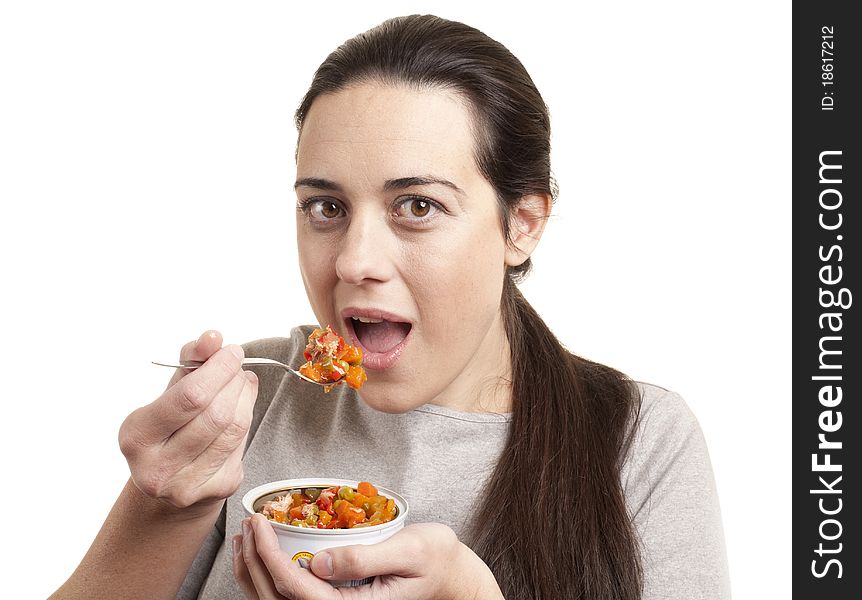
[294,176,466,197]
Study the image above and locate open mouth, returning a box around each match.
[342,310,413,370]
[351,318,411,353]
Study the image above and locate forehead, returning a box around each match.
[296,83,480,184]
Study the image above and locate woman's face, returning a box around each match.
[295,82,512,413]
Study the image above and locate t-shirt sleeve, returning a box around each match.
[622,387,732,600]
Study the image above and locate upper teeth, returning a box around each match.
[352,316,384,323]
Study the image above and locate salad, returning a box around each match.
[258,482,397,529]
[299,325,367,393]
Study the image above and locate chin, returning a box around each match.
[355,384,421,415]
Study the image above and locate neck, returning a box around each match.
[429,311,513,414]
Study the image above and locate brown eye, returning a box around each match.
[301,198,344,225]
[393,196,440,224]
[410,199,430,217]
[321,201,340,218]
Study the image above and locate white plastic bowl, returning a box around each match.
[242,478,408,588]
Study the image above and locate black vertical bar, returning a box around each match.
[793,2,860,597]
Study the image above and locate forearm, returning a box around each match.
[50,478,224,600]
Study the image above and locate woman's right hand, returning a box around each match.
[119,330,259,512]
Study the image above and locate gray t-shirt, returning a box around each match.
[179,325,731,599]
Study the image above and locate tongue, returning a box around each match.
[353,320,411,353]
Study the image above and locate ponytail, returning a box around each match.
[466,275,644,599]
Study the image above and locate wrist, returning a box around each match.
[125,479,225,524]
[449,542,504,600]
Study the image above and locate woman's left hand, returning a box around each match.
[233,514,504,600]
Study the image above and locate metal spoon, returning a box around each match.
[152,357,326,386]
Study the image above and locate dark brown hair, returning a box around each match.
[296,15,643,599]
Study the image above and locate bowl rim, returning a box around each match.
[241,478,409,536]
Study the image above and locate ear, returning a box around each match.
[504,193,553,267]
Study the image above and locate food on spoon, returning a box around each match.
[299,325,367,393]
[258,481,397,529]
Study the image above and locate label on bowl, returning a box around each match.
[339,577,374,587]
[291,551,314,568]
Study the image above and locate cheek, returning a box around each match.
[297,234,338,313]
[408,224,506,339]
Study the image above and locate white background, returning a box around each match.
[0,1,790,598]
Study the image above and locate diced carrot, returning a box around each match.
[339,345,362,365]
[345,506,366,527]
[299,363,323,382]
[357,481,377,497]
[345,366,367,390]
[258,482,392,529]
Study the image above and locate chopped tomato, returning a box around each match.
[316,487,338,514]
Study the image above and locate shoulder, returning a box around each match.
[624,383,731,597]
[630,382,703,450]
[622,382,715,514]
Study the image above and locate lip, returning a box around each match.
[340,307,414,371]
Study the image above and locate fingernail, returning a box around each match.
[227,345,244,359]
[245,370,258,384]
[314,552,333,578]
[232,537,241,557]
[242,520,250,537]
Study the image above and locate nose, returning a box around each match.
[335,210,393,285]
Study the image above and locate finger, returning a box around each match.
[135,344,245,443]
[181,330,224,362]
[309,524,451,582]
[233,533,261,600]
[168,330,224,388]
[122,371,255,508]
[163,366,251,462]
[249,514,339,600]
[242,518,288,599]
[176,370,257,489]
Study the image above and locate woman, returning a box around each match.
[52,14,729,600]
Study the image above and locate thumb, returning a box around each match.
[167,330,224,388]
[310,528,429,582]
[182,330,224,362]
